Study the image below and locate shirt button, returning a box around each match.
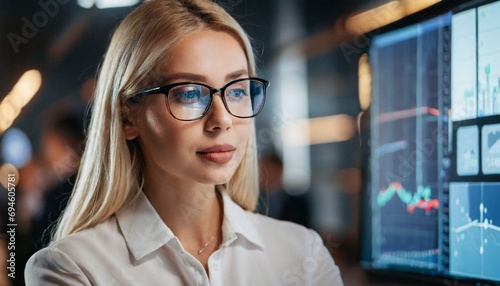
[196,271,203,284]
[212,260,219,271]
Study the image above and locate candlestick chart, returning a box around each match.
[377,182,439,214]
[374,182,440,268]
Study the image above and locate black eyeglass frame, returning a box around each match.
[129,77,270,121]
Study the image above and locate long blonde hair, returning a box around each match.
[53,0,260,242]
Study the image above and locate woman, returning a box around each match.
[26,0,343,285]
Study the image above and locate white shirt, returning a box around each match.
[25,191,343,285]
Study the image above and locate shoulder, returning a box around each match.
[243,212,344,285]
[41,215,122,256]
[25,216,124,285]
[246,211,318,245]
[25,246,91,285]
[223,190,316,249]
[245,211,330,262]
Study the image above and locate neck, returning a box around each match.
[142,167,223,256]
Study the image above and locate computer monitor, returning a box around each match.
[360,0,500,284]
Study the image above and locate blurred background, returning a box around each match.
[0,0,442,285]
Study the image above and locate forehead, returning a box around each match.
[155,29,249,84]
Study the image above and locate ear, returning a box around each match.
[122,103,139,140]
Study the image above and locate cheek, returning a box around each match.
[238,120,253,142]
[235,121,254,155]
[139,106,202,158]
[142,111,167,142]
[137,106,177,155]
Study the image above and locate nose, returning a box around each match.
[204,93,232,132]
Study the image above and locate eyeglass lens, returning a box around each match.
[166,79,265,120]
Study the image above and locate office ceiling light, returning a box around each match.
[283,114,356,146]
[0,70,42,134]
[346,0,441,35]
[358,53,371,110]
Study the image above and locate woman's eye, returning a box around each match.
[227,89,247,100]
[173,89,201,103]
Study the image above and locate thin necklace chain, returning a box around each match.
[198,189,222,255]
[197,233,216,255]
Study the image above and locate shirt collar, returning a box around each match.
[115,192,175,261]
[220,191,264,250]
[115,190,264,261]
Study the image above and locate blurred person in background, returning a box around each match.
[13,157,47,286]
[258,151,311,228]
[31,111,85,249]
[25,0,343,285]
[12,112,85,286]
[16,158,47,236]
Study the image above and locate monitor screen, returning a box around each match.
[360,0,500,284]
[449,0,500,281]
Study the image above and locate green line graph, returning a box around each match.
[377,182,439,213]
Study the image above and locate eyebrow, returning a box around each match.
[161,69,249,84]
[224,69,249,81]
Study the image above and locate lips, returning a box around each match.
[197,144,236,163]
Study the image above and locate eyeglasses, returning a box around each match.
[129,77,270,121]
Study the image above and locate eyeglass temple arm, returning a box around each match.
[127,87,162,104]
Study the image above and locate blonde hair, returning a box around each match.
[53,0,260,242]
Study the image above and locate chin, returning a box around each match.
[211,176,233,186]
[205,169,237,185]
